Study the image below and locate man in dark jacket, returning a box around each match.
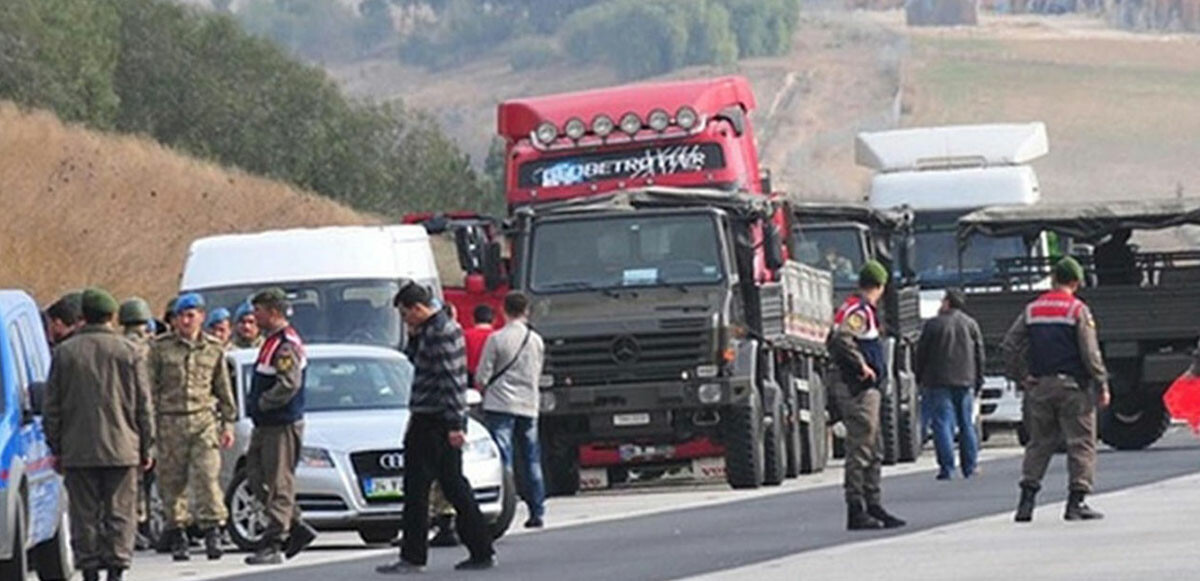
[376,282,496,574]
[828,260,905,531]
[45,287,155,581]
[915,288,985,480]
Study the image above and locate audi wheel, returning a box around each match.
[225,469,268,552]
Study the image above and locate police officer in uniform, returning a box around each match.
[44,288,155,581]
[244,288,318,565]
[828,260,906,531]
[1002,257,1109,523]
[149,293,237,561]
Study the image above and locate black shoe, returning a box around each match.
[866,504,906,529]
[454,555,497,571]
[1064,491,1104,521]
[244,544,284,566]
[82,570,100,581]
[106,568,125,581]
[524,516,544,529]
[375,559,426,574]
[203,527,223,561]
[285,521,318,559]
[936,471,952,481]
[429,517,459,548]
[846,501,885,531]
[1015,484,1038,523]
[169,529,190,562]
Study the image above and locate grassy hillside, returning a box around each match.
[0,102,375,309]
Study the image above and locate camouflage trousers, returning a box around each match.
[157,413,228,529]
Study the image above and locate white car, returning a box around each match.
[220,344,515,548]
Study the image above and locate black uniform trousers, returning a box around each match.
[400,413,494,566]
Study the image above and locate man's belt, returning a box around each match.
[157,408,210,416]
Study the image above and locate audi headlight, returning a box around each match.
[299,447,334,469]
[464,438,498,462]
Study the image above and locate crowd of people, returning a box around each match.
[36,283,549,578]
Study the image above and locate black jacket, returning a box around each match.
[915,308,985,390]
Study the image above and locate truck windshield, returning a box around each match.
[914,226,1026,287]
[529,214,724,293]
[792,227,866,289]
[195,279,404,348]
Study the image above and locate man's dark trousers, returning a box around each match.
[401,414,494,566]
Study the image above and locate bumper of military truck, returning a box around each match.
[541,373,754,439]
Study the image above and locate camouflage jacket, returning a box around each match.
[149,332,236,430]
[232,334,264,350]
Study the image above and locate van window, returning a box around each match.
[17,313,47,381]
[8,323,29,413]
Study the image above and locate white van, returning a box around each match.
[858,123,1052,433]
[180,225,440,350]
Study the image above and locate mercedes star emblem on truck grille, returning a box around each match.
[611,335,641,364]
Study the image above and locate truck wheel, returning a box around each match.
[31,504,73,580]
[800,372,829,474]
[542,432,579,497]
[1100,397,1170,450]
[780,367,803,479]
[880,386,900,465]
[897,379,922,462]
[724,389,765,489]
[225,469,267,551]
[490,468,517,540]
[0,496,27,580]
[762,387,787,487]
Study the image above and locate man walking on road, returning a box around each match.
[377,282,496,574]
[827,261,906,531]
[148,293,237,561]
[478,291,547,528]
[44,288,155,581]
[244,288,318,565]
[915,289,985,480]
[1002,257,1110,523]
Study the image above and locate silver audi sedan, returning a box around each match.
[219,344,515,548]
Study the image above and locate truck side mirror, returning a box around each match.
[482,241,506,291]
[763,223,785,272]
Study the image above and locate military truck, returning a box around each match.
[491,188,833,493]
[955,199,1200,450]
[789,203,923,464]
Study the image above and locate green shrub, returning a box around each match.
[506,36,563,71]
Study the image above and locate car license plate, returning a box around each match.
[363,477,404,500]
[613,413,651,427]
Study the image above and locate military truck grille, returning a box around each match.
[546,324,710,386]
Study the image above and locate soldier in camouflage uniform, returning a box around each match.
[119,298,157,552]
[148,293,236,561]
[232,301,264,350]
[206,307,233,347]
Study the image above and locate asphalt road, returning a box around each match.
[229,429,1200,581]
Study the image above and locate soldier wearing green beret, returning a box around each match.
[828,260,906,531]
[44,287,156,581]
[1002,256,1109,523]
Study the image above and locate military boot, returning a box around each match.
[1064,491,1104,521]
[847,500,885,531]
[1015,484,1038,523]
[169,529,190,562]
[866,504,907,529]
[204,527,223,560]
[244,540,284,566]
[429,514,460,547]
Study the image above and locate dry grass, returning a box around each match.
[0,102,377,309]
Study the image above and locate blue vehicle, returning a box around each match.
[0,291,73,580]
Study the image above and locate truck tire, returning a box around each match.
[880,385,900,466]
[1100,397,1170,450]
[800,372,829,474]
[542,431,580,497]
[724,390,765,489]
[0,496,27,580]
[31,505,73,580]
[897,378,922,462]
[762,386,787,487]
[780,366,804,479]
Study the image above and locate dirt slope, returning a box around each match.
[0,102,374,309]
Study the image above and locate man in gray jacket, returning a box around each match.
[915,288,985,480]
[477,291,546,528]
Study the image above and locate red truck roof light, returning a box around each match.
[530,105,707,150]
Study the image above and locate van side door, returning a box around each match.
[9,313,59,545]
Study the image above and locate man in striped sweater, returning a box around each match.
[376,283,496,574]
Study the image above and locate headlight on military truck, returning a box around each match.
[697,383,723,404]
